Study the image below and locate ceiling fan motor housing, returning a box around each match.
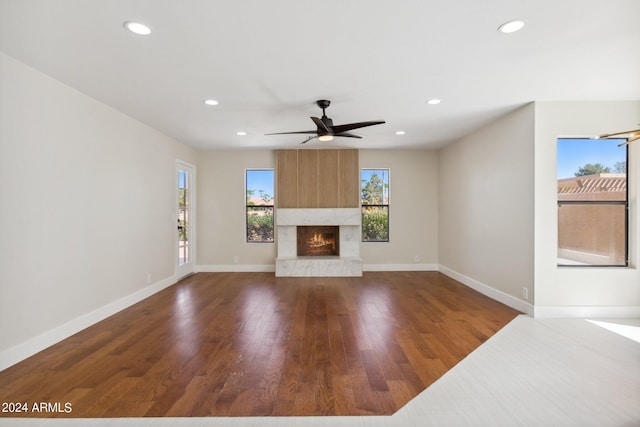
[321,116,333,132]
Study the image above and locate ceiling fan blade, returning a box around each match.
[332,120,385,133]
[311,117,330,133]
[264,130,318,136]
[300,136,317,144]
[618,134,640,146]
[598,128,640,138]
[334,132,363,139]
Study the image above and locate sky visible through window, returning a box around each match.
[557,138,626,179]
[246,170,274,199]
[178,170,187,188]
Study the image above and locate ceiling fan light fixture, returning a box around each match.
[427,98,441,105]
[498,20,525,34]
[318,135,334,142]
[124,21,152,35]
[203,99,219,106]
[395,130,406,135]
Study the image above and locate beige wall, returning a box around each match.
[534,101,640,314]
[438,104,535,303]
[0,53,197,358]
[557,178,627,265]
[197,150,277,269]
[359,150,439,268]
[558,204,626,265]
[196,149,438,270]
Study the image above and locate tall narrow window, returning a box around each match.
[557,138,628,266]
[177,162,195,278]
[246,169,275,243]
[361,168,389,242]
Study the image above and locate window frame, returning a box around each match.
[245,168,275,244]
[361,168,390,243]
[556,137,629,267]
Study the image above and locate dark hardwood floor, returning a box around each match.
[0,272,520,417]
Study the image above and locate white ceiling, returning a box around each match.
[1,0,639,150]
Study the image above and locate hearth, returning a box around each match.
[297,226,339,256]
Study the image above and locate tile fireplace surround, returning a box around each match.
[275,208,362,277]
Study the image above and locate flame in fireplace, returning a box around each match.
[297,226,339,256]
[309,233,335,250]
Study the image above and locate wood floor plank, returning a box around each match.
[163,375,210,417]
[360,349,389,392]
[0,271,519,417]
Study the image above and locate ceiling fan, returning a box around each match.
[598,126,640,146]
[265,99,385,144]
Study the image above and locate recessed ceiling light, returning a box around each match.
[123,21,152,35]
[427,99,441,105]
[498,20,525,34]
[236,131,247,136]
[395,130,406,135]
[203,99,219,106]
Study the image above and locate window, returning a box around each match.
[361,168,389,242]
[246,169,274,243]
[557,138,628,266]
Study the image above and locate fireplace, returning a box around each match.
[297,226,339,256]
[275,208,362,277]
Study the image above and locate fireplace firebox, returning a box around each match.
[297,226,339,257]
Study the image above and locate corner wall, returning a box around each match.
[534,101,640,317]
[196,150,277,271]
[438,104,535,314]
[359,150,439,270]
[0,53,197,369]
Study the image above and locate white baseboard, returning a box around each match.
[197,264,437,273]
[438,265,535,316]
[363,263,438,272]
[197,264,275,273]
[534,305,640,319]
[0,275,177,372]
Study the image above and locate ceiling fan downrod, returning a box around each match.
[316,99,331,117]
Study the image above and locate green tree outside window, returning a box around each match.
[361,169,389,242]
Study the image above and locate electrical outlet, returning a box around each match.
[233,256,239,264]
[146,273,152,284]
[414,255,420,263]
[522,287,529,300]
